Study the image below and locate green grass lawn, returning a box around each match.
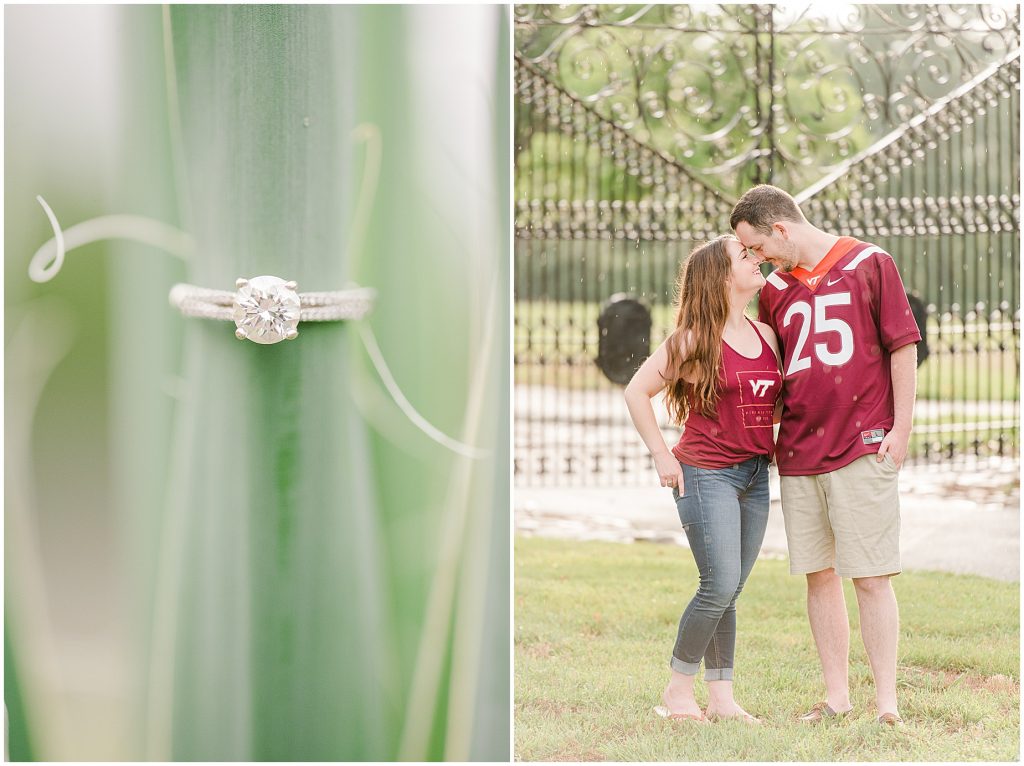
[515,536,1020,761]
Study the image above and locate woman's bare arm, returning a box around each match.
[623,334,688,488]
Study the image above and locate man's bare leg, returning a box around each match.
[806,568,852,712]
[852,575,899,717]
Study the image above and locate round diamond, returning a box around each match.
[232,275,300,344]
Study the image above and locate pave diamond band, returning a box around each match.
[169,276,375,344]
[168,285,375,320]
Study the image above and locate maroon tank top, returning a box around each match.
[671,321,783,469]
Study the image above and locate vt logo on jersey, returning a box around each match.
[806,275,822,287]
[735,369,782,428]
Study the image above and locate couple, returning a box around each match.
[624,185,920,726]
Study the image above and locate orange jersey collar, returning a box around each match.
[790,237,859,291]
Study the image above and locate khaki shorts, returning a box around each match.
[780,453,901,579]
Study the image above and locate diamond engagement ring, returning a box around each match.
[169,276,375,344]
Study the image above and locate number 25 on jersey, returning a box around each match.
[782,292,854,376]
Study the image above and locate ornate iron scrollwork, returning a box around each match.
[515,3,1019,196]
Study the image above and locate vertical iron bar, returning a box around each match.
[977,94,985,460]
[541,76,551,484]
[901,128,917,460]
[959,107,970,462]
[594,119,602,487]
[588,104,599,485]
[992,77,1001,455]
[946,113,955,461]
[1010,73,1018,453]
[928,120,941,461]
[766,3,776,185]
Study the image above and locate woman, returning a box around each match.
[624,235,782,724]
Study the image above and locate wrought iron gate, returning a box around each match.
[514,4,1020,486]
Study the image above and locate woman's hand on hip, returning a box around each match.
[654,451,684,491]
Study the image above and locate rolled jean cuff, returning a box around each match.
[704,667,733,681]
[670,656,700,675]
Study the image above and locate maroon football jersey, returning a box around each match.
[758,238,921,475]
[672,320,783,468]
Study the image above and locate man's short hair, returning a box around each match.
[730,184,806,233]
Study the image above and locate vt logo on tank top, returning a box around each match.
[734,368,781,429]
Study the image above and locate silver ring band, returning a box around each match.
[169,275,375,344]
[169,284,376,321]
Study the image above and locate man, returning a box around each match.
[730,185,920,726]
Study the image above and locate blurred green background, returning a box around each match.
[5,5,509,761]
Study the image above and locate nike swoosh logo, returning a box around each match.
[826,276,844,286]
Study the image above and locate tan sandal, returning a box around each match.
[877,712,905,727]
[654,705,707,723]
[798,701,853,722]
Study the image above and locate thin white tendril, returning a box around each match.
[347,123,381,275]
[32,196,67,279]
[30,195,194,281]
[7,299,79,759]
[357,322,489,460]
[348,123,490,461]
[29,195,487,459]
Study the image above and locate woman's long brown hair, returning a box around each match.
[662,235,734,424]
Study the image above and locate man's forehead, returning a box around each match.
[735,223,766,246]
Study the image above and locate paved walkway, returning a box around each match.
[516,458,1020,582]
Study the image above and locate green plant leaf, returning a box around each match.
[155,7,395,760]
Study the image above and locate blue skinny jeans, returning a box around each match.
[670,455,770,680]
